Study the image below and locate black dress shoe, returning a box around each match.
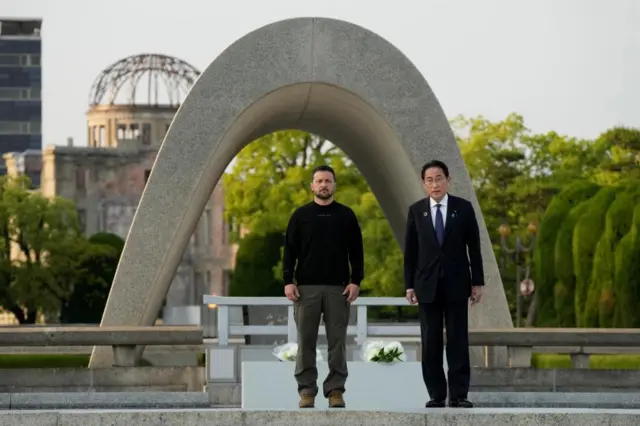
[449,398,473,408]
[425,399,446,408]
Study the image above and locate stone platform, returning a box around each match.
[1,408,639,425]
[4,391,640,410]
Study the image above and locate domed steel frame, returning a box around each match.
[88,53,201,107]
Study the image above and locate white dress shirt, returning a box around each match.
[429,193,448,228]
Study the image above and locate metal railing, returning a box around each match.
[202,296,419,346]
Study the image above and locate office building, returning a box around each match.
[0,18,42,178]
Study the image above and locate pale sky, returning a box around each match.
[4,0,639,147]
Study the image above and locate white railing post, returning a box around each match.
[356,305,367,345]
[287,305,297,343]
[217,305,229,346]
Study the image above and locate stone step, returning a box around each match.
[3,391,640,410]
[1,408,639,425]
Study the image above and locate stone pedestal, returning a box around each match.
[241,361,429,410]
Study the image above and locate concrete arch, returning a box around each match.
[89,17,512,368]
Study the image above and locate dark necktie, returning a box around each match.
[435,204,445,245]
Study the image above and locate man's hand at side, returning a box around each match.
[470,285,483,306]
[406,289,418,304]
[343,283,360,303]
[284,284,300,301]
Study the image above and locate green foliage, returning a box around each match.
[223,131,367,239]
[532,353,640,369]
[592,127,640,185]
[0,354,90,368]
[368,347,404,363]
[352,192,402,298]
[59,232,125,324]
[89,232,125,252]
[0,175,84,323]
[593,186,640,326]
[454,113,531,241]
[552,194,595,326]
[612,205,640,327]
[454,114,601,323]
[222,116,640,327]
[225,130,404,299]
[532,124,640,328]
[229,232,284,297]
[534,180,600,326]
[572,187,616,327]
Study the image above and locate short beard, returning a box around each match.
[314,190,333,200]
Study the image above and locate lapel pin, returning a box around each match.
[423,212,428,217]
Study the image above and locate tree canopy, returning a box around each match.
[223,115,640,327]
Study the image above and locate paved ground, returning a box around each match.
[1,407,640,426]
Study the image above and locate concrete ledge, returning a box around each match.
[1,408,639,425]
[6,392,209,409]
[0,366,204,392]
[473,392,640,409]
[471,367,640,392]
[210,381,640,407]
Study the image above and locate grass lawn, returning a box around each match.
[0,354,157,368]
[532,353,640,369]
[0,354,90,368]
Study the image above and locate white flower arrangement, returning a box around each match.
[360,340,406,364]
[272,342,324,362]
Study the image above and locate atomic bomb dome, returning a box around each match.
[85,54,201,148]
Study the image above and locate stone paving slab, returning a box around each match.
[4,391,640,410]
[0,408,639,426]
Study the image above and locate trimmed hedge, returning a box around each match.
[553,199,593,326]
[613,204,640,327]
[594,186,640,326]
[534,180,600,326]
[572,187,616,327]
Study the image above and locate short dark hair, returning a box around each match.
[421,160,449,180]
[311,165,336,181]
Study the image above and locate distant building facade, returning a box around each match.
[4,53,233,316]
[0,18,42,177]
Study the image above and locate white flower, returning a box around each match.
[362,340,384,361]
[360,339,405,364]
[273,342,324,362]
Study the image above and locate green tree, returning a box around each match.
[59,232,125,324]
[229,232,284,297]
[551,185,600,326]
[572,187,616,327]
[592,127,640,185]
[0,175,83,323]
[453,114,595,310]
[225,130,406,299]
[223,131,367,238]
[592,186,640,326]
[453,113,530,238]
[612,205,640,327]
[534,180,600,326]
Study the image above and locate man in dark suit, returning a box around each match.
[403,160,484,408]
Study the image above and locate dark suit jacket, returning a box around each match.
[403,194,484,304]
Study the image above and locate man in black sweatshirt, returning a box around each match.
[282,165,364,409]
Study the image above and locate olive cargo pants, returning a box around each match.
[294,285,350,397]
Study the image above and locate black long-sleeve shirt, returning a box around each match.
[282,201,364,287]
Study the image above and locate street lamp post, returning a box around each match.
[499,222,537,327]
